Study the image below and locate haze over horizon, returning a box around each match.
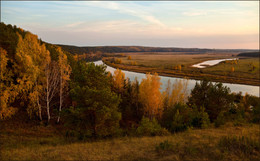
[1,1,259,49]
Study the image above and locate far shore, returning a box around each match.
[100,59,260,87]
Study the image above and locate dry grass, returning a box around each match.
[103,53,259,86]
[1,122,259,161]
[118,53,230,68]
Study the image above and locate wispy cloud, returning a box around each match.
[2,1,259,49]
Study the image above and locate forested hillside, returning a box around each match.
[58,44,255,56]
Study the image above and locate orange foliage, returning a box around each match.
[113,68,125,92]
[139,73,163,119]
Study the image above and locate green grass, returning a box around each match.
[1,119,259,160]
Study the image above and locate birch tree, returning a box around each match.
[56,47,71,123]
[44,61,60,123]
[15,33,50,120]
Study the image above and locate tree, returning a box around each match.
[231,67,235,72]
[188,80,233,121]
[56,47,71,123]
[163,79,189,110]
[44,61,60,123]
[68,62,121,137]
[0,48,17,119]
[112,68,125,93]
[139,73,163,119]
[128,56,132,60]
[14,32,51,120]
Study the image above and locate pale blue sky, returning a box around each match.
[1,1,259,49]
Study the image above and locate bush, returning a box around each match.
[161,103,192,133]
[161,104,210,133]
[156,140,175,155]
[214,111,226,127]
[190,107,210,128]
[136,117,170,136]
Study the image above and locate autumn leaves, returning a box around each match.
[0,31,71,123]
[112,69,188,120]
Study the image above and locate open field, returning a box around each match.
[103,53,259,86]
[1,118,259,161]
[116,52,233,68]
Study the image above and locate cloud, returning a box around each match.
[82,1,166,28]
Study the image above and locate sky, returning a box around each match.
[1,1,259,49]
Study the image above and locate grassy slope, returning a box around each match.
[103,53,259,86]
[1,115,259,161]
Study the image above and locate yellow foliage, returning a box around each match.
[113,68,125,92]
[162,79,189,109]
[231,67,235,72]
[178,65,182,71]
[128,56,132,60]
[115,58,122,64]
[139,73,163,119]
[0,48,17,119]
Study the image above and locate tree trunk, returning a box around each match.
[47,101,50,123]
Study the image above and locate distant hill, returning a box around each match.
[57,44,214,55]
[57,44,257,56]
[237,52,260,58]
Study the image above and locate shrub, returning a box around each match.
[156,140,175,155]
[161,103,192,133]
[214,111,226,127]
[136,117,170,136]
[190,107,210,128]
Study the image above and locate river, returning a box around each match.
[94,60,259,97]
[192,58,238,68]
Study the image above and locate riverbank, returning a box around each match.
[102,59,260,86]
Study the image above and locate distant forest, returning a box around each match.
[237,52,260,57]
[58,44,256,56]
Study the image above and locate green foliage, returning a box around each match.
[214,111,226,127]
[161,104,210,133]
[252,104,260,123]
[136,117,169,136]
[188,80,233,121]
[161,104,190,133]
[190,106,210,129]
[67,62,122,137]
[218,136,260,155]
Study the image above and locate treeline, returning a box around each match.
[58,44,217,55]
[237,52,260,57]
[1,23,260,140]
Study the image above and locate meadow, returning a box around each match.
[103,52,259,86]
[1,118,259,161]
